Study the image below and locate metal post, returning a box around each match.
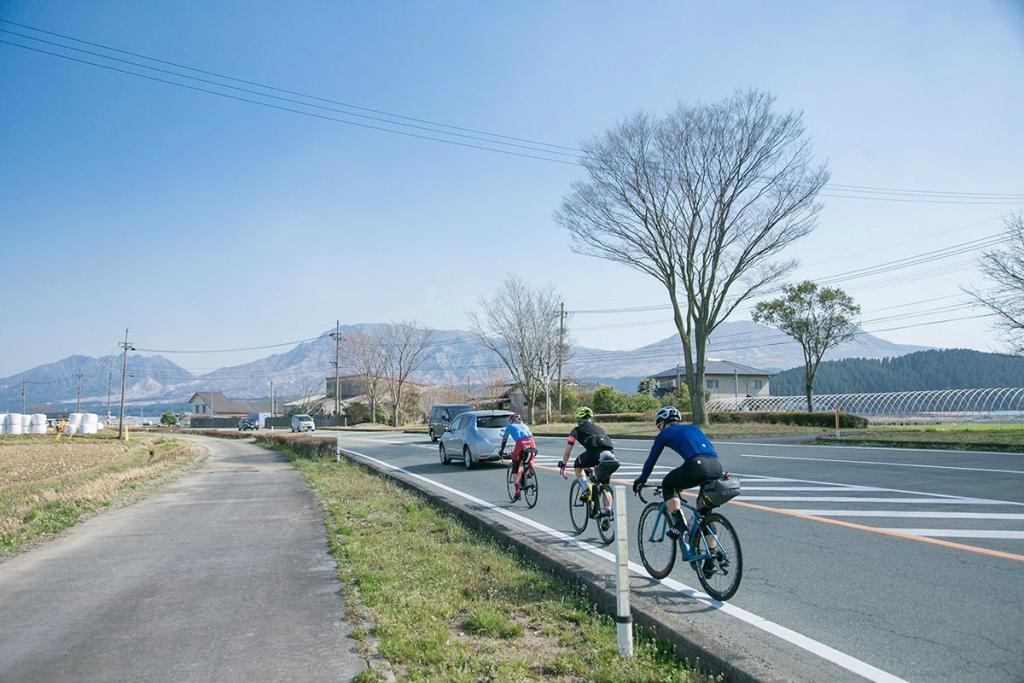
[835,402,841,440]
[75,369,83,412]
[21,379,27,414]
[117,329,134,440]
[556,302,565,418]
[613,485,633,658]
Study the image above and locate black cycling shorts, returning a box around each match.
[661,457,722,501]
[573,449,603,470]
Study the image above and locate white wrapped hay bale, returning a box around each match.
[7,413,23,435]
[80,413,99,435]
[20,414,31,430]
[66,413,83,435]
[31,413,48,434]
[0,413,8,435]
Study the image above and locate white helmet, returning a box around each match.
[655,406,682,425]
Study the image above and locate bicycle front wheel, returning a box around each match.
[568,479,589,534]
[506,464,517,502]
[597,485,615,545]
[637,503,676,579]
[523,466,539,508]
[693,512,743,601]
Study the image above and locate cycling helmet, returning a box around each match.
[510,413,522,423]
[574,406,594,421]
[655,406,682,426]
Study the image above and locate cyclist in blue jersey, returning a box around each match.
[632,407,722,540]
[500,414,536,502]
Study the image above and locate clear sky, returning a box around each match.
[1,1,1023,377]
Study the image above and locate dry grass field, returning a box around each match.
[0,434,204,556]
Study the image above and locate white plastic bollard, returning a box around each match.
[613,485,633,658]
[335,444,341,463]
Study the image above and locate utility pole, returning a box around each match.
[21,379,27,414]
[268,378,275,417]
[117,329,135,440]
[75,370,83,412]
[556,302,566,417]
[330,320,341,418]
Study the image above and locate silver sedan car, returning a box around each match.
[438,410,513,469]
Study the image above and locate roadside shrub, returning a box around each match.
[630,394,660,412]
[184,429,251,439]
[592,412,652,423]
[708,411,868,429]
[255,433,338,459]
[160,411,177,426]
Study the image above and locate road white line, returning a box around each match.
[740,453,1024,475]
[790,510,1024,520]
[883,529,1024,540]
[741,486,881,492]
[742,497,1016,504]
[340,446,906,683]
[730,471,1024,506]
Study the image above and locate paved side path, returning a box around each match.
[0,436,364,682]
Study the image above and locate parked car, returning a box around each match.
[438,410,513,469]
[238,415,259,431]
[427,403,472,442]
[291,414,316,432]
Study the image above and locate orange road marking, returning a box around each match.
[532,463,1024,564]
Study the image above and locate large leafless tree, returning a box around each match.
[470,275,565,423]
[342,330,386,423]
[556,89,828,423]
[966,213,1024,354]
[379,321,435,427]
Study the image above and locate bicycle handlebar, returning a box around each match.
[635,484,662,504]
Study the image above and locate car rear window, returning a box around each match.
[295,415,312,420]
[476,415,511,429]
[445,405,471,419]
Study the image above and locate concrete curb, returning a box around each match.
[816,436,1024,454]
[338,447,786,683]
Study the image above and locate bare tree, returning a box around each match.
[753,281,860,412]
[470,275,563,423]
[556,89,828,423]
[379,321,435,427]
[965,213,1024,354]
[342,330,386,423]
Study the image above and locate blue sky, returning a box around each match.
[1,1,1023,377]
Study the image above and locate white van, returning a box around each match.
[290,414,316,432]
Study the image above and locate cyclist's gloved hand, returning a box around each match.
[632,478,646,494]
[558,461,568,479]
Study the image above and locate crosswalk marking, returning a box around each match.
[789,510,1024,520]
[884,529,1024,540]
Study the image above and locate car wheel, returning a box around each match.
[430,429,437,443]
[439,443,448,465]
[463,447,473,470]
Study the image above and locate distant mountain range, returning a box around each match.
[0,321,933,410]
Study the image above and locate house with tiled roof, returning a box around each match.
[650,360,772,399]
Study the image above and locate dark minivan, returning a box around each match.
[427,403,472,442]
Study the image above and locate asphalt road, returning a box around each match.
[333,431,1024,683]
[0,437,364,682]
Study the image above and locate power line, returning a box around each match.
[3,22,1024,205]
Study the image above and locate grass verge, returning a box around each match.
[821,425,1024,453]
[0,434,204,557]
[282,447,708,682]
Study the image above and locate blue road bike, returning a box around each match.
[635,484,743,601]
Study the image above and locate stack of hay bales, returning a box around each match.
[30,413,48,434]
[65,413,83,435]
[6,413,24,435]
[80,413,99,435]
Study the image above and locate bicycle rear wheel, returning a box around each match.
[596,485,615,545]
[523,466,539,508]
[506,464,517,502]
[693,512,742,601]
[568,479,589,534]
[637,502,676,579]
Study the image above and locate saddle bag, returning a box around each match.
[698,473,741,509]
[595,450,620,484]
